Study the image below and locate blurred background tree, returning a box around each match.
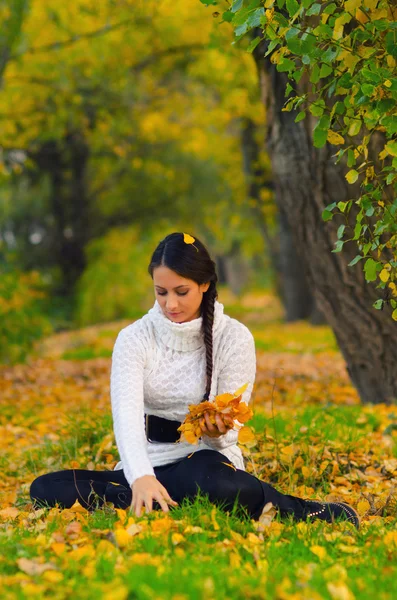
[0,0,319,365]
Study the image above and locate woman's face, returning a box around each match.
[153,266,210,323]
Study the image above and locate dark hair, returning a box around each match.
[148,232,218,401]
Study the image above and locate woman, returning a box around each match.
[30,232,359,527]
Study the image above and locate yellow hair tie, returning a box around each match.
[183,233,198,252]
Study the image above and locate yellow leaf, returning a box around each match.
[265,8,274,22]
[0,507,19,520]
[238,426,256,444]
[183,233,195,244]
[50,542,67,556]
[302,466,311,478]
[42,571,64,583]
[310,545,328,561]
[392,309,397,321]
[281,444,297,456]
[171,533,185,545]
[357,500,371,515]
[114,528,131,548]
[345,0,361,13]
[379,269,390,283]
[384,80,392,88]
[211,507,220,531]
[327,581,355,600]
[234,382,248,397]
[115,508,127,524]
[333,16,346,40]
[327,130,345,145]
[345,169,359,184]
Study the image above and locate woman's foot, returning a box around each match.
[304,500,360,528]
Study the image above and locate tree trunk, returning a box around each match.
[31,132,90,295]
[241,117,325,322]
[253,45,397,404]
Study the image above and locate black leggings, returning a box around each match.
[30,449,309,521]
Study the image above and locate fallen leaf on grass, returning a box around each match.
[17,558,58,576]
[310,545,328,561]
[0,507,19,520]
[258,502,277,528]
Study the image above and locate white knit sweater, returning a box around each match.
[110,299,256,486]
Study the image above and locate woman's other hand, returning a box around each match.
[200,411,234,438]
[131,475,178,517]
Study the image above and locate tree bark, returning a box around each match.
[31,132,90,295]
[241,117,325,322]
[253,45,397,404]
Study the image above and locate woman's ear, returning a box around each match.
[201,282,210,293]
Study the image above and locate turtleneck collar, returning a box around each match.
[147,299,226,352]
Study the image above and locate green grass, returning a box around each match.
[1,291,397,599]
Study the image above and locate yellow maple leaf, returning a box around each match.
[178,383,252,445]
[238,426,256,444]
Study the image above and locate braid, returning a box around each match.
[201,280,218,401]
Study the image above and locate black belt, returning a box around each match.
[145,414,182,443]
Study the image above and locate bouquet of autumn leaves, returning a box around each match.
[177,383,255,445]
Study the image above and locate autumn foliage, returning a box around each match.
[178,383,254,445]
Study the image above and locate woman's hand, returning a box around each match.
[200,411,234,438]
[131,475,178,517]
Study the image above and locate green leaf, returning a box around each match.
[332,240,344,253]
[246,36,262,52]
[349,255,362,267]
[313,115,331,148]
[231,0,243,12]
[222,9,234,21]
[322,209,334,221]
[337,224,345,239]
[364,258,379,282]
[361,68,382,84]
[323,2,337,14]
[361,83,375,97]
[286,0,300,16]
[306,3,321,15]
[373,299,384,310]
[277,58,295,72]
[264,39,279,57]
[348,119,362,137]
[310,104,324,117]
[385,141,397,158]
[347,149,356,168]
[200,0,218,4]
[310,64,320,84]
[320,63,333,78]
[295,111,306,123]
[337,201,348,213]
[386,31,397,58]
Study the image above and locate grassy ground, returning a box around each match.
[0,290,396,599]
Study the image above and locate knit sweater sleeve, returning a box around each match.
[202,323,256,451]
[110,324,155,486]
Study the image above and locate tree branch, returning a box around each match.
[10,17,136,60]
